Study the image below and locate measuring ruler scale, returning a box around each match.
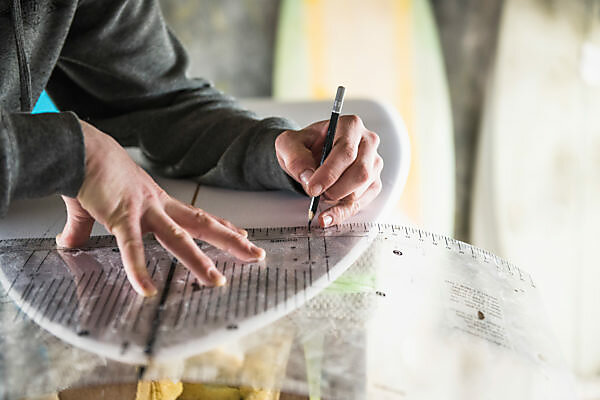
[0,222,543,370]
[0,224,380,364]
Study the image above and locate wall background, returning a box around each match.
[159,0,280,97]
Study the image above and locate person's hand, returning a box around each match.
[56,121,265,297]
[275,115,383,227]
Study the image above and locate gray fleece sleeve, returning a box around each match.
[46,0,302,192]
[0,109,85,217]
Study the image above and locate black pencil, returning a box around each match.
[308,86,345,229]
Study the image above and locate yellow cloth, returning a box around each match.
[179,383,241,400]
[240,387,279,400]
[135,380,183,400]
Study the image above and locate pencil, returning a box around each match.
[308,86,346,229]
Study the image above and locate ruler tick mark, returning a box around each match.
[264,267,269,312]
[225,263,236,320]
[49,279,71,322]
[235,264,244,319]
[41,277,63,321]
[143,257,178,356]
[284,269,288,309]
[93,270,120,328]
[245,265,252,318]
[23,281,45,322]
[275,267,279,309]
[6,251,35,296]
[34,250,51,273]
[307,237,313,285]
[85,269,114,326]
[255,265,260,315]
[323,237,330,280]
[102,271,128,329]
[174,269,191,326]
[213,262,226,322]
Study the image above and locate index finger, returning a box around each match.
[165,201,264,262]
[146,210,226,287]
[112,222,157,297]
[307,115,363,197]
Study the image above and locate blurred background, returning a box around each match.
[35,0,600,397]
[158,0,600,396]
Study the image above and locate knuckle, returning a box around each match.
[120,237,143,253]
[323,170,339,186]
[70,210,92,224]
[216,217,230,228]
[355,163,371,183]
[347,192,358,202]
[222,220,239,232]
[222,229,240,242]
[198,255,213,270]
[154,187,170,203]
[168,224,187,240]
[240,239,254,253]
[106,221,117,235]
[375,155,384,170]
[274,132,285,149]
[106,204,136,234]
[344,114,362,128]
[275,130,293,149]
[374,178,383,191]
[193,210,210,225]
[224,232,248,252]
[374,181,383,196]
[366,131,380,146]
[337,204,354,220]
[203,217,218,230]
[287,157,307,174]
[139,185,158,203]
[338,200,360,218]
[338,141,356,161]
[323,190,341,202]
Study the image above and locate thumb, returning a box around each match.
[57,196,95,248]
[275,132,318,191]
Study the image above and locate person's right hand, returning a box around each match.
[56,120,265,297]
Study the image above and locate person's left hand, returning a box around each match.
[275,115,383,227]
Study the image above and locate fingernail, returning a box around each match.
[300,170,314,185]
[142,279,157,296]
[311,184,323,196]
[322,215,333,227]
[208,268,227,286]
[239,229,248,238]
[252,246,266,260]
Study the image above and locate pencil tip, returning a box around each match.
[307,210,314,232]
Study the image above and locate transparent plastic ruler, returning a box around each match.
[0,223,378,364]
[0,223,537,366]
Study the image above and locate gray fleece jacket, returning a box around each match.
[0,0,300,217]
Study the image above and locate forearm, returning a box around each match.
[46,0,300,192]
[0,109,85,217]
[49,68,301,192]
[91,87,301,191]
